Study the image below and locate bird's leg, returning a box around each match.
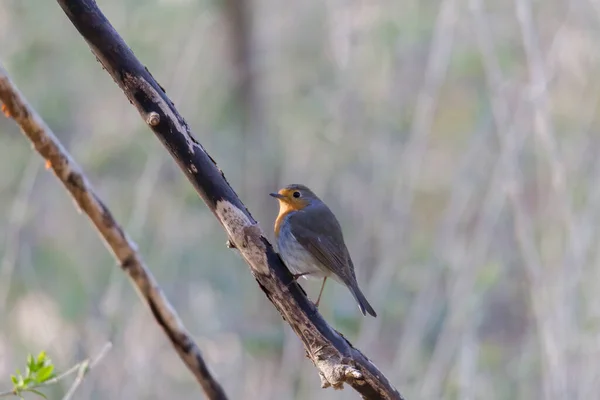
[314,277,327,308]
[292,272,311,281]
[286,272,310,287]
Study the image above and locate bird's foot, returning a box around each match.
[286,272,310,288]
[292,272,311,281]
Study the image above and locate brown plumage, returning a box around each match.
[270,184,377,317]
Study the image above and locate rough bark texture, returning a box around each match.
[0,65,228,400]
[54,1,404,398]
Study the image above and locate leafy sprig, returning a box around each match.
[7,351,55,399]
[1,344,111,399]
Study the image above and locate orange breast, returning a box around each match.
[274,204,296,237]
[274,197,309,237]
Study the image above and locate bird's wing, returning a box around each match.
[288,205,355,283]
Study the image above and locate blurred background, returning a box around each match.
[0,0,599,398]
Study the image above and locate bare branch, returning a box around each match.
[0,65,228,400]
[62,342,113,400]
[52,0,403,398]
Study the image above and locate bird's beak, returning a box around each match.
[270,192,285,200]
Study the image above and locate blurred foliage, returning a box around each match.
[2,0,600,399]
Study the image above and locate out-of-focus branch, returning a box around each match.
[62,342,113,400]
[0,156,40,312]
[222,0,254,119]
[221,0,278,227]
[54,0,403,398]
[0,65,228,400]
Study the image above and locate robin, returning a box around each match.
[270,184,377,317]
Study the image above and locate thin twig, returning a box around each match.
[0,156,40,312]
[61,342,113,400]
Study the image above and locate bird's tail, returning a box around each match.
[348,282,377,317]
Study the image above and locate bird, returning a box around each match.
[270,184,377,317]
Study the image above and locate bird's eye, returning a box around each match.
[292,191,301,198]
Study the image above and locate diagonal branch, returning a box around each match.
[0,65,228,400]
[54,0,403,398]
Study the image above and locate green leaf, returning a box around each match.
[36,351,47,367]
[35,365,54,383]
[23,376,33,387]
[28,388,48,399]
[27,354,35,370]
[11,374,18,386]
